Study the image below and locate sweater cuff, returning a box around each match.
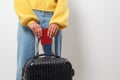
[27,20,36,27]
[49,21,67,30]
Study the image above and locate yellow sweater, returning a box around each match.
[14,0,69,30]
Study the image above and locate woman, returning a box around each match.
[14,0,69,80]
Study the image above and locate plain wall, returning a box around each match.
[0,0,120,80]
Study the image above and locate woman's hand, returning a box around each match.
[28,22,42,38]
[47,23,59,38]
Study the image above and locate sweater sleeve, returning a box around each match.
[49,0,69,30]
[14,0,39,26]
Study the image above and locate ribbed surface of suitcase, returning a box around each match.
[22,56,74,80]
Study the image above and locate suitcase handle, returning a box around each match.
[35,37,39,56]
[35,32,56,56]
[33,53,60,59]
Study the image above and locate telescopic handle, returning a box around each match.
[35,36,39,56]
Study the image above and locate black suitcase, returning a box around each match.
[22,54,74,80]
[22,38,75,80]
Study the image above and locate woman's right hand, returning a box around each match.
[28,22,42,38]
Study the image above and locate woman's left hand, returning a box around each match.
[47,23,59,38]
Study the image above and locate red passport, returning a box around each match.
[40,28,52,45]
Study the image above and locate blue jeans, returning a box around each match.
[16,10,62,80]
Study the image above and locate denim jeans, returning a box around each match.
[16,10,62,80]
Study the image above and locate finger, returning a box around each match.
[32,27,36,36]
[49,30,53,38]
[51,27,56,37]
[37,28,40,38]
[39,28,42,37]
[54,29,58,36]
[34,27,38,37]
[48,29,52,38]
[49,26,55,38]
[47,26,52,37]
[37,27,42,38]
[52,25,59,37]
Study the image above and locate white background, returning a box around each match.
[0,0,120,80]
